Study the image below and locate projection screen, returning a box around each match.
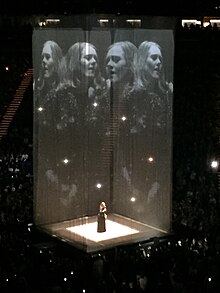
[33,24,174,249]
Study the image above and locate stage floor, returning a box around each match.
[39,213,169,253]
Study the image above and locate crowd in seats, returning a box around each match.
[0,22,220,292]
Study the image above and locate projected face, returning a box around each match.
[41,43,55,79]
[80,45,98,78]
[106,44,127,83]
[144,45,162,79]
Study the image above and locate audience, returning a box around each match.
[0,21,220,292]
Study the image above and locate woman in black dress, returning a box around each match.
[97,201,107,233]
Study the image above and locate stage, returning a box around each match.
[39,213,169,253]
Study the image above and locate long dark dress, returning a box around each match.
[97,210,106,233]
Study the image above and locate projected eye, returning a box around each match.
[106,56,121,64]
[42,53,51,61]
[85,54,97,62]
[151,54,162,62]
[111,56,121,63]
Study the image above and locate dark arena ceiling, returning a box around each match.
[0,0,219,16]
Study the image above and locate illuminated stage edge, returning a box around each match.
[39,213,169,253]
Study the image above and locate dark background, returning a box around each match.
[1,2,220,292]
